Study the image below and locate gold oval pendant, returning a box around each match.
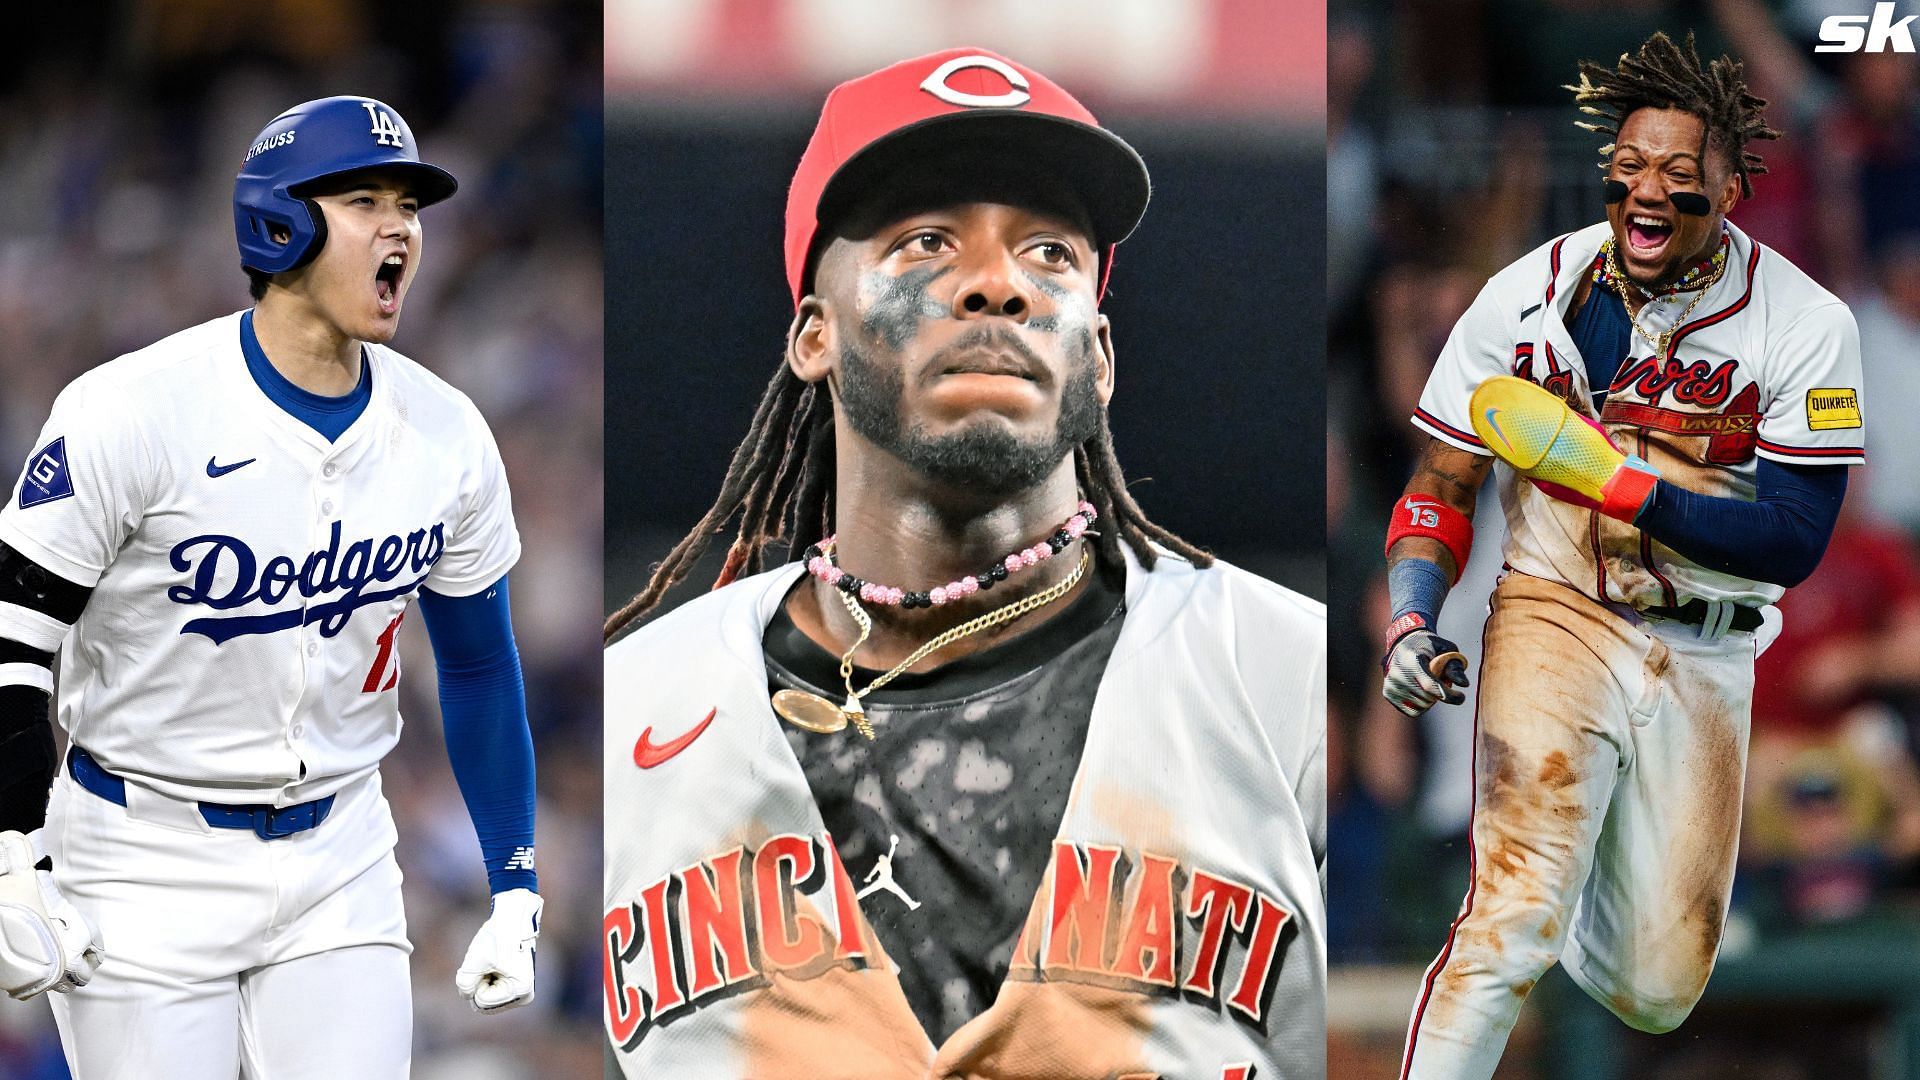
[772,689,848,734]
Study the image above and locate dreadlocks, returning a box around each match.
[1566,31,1780,198]
[603,358,1212,641]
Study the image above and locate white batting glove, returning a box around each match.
[0,830,102,1001]
[1382,627,1471,718]
[455,888,541,1013]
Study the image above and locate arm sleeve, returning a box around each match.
[0,379,155,587]
[0,544,92,833]
[1636,459,1847,587]
[1412,276,1521,454]
[425,409,522,597]
[1754,301,1866,466]
[417,575,537,895]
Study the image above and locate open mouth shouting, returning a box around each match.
[375,252,407,314]
[1625,213,1674,260]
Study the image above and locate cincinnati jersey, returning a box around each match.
[603,549,1327,1080]
[0,311,520,805]
[1415,220,1865,610]
[764,555,1127,1041]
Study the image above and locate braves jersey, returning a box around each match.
[604,548,1327,1079]
[1414,221,1865,610]
[0,311,519,806]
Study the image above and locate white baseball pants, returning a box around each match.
[1400,571,1759,1080]
[42,765,412,1079]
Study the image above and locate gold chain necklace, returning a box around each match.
[771,549,1090,739]
[1598,241,1724,357]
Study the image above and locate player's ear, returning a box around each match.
[1093,313,1116,405]
[787,295,835,383]
[1714,159,1741,216]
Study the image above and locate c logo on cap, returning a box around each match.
[918,55,1031,109]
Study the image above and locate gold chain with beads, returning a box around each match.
[1597,240,1724,357]
[830,549,1090,739]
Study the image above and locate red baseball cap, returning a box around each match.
[784,47,1150,306]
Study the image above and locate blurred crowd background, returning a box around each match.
[1329,0,1920,1076]
[0,2,603,1077]
[602,0,1328,619]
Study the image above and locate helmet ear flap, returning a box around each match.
[286,198,327,272]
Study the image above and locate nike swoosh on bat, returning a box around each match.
[206,457,257,478]
[634,707,718,769]
[1482,408,1513,450]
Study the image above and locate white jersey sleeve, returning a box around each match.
[1412,276,1521,455]
[1754,300,1867,466]
[424,407,521,596]
[0,376,158,587]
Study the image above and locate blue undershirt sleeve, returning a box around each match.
[416,576,537,895]
[1635,459,1847,588]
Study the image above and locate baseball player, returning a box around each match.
[0,96,542,1077]
[1384,34,1864,1079]
[602,49,1326,1079]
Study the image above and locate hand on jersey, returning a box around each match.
[0,830,102,1001]
[456,888,541,1013]
[1383,628,1471,717]
[1469,375,1659,523]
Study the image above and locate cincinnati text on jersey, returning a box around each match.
[168,519,445,644]
[602,835,1297,1050]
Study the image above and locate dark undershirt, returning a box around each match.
[1566,276,1633,407]
[762,550,1126,1042]
[239,308,371,442]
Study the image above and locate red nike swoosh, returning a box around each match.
[634,708,717,769]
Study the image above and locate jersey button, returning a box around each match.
[323,463,338,478]
[291,724,305,738]
[306,642,319,657]
[321,500,335,515]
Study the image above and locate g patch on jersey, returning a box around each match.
[1806,387,1862,431]
[17,437,74,508]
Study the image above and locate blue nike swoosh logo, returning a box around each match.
[206,457,257,478]
[1482,408,1512,449]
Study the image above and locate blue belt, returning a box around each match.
[66,747,335,841]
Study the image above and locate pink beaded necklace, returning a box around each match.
[801,501,1097,609]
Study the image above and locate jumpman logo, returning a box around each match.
[855,834,921,911]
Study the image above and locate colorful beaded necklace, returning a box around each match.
[1593,228,1730,355]
[799,501,1096,609]
[773,501,1099,739]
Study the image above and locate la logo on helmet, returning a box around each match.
[362,102,405,148]
[919,55,1031,109]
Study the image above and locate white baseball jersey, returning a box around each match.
[603,548,1327,1079]
[1414,220,1865,611]
[0,310,520,806]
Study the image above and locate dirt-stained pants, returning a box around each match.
[1400,572,1756,1080]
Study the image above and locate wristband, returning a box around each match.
[1384,495,1474,583]
[1600,457,1660,522]
[1385,611,1429,650]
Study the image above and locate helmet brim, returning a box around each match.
[288,161,459,208]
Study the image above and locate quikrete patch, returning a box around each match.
[1806,388,1862,430]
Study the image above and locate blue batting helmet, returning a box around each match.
[233,96,458,275]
